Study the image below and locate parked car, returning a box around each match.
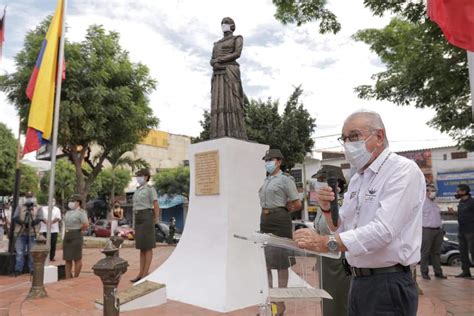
[441,220,458,243]
[91,219,135,239]
[91,219,111,238]
[155,218,181,244]
[440,239,462,266]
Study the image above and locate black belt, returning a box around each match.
[350,264,410,277]
[262,207,286,215]
[65,229,80,233]
[423,227,440,230]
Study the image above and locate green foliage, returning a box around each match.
[191,110,211,144]
[196,86,316,169]
[272,0,341,34]
[152,167,190,198]
[90,168,131,201]
[363,0,425,23]
[40,159,76,208]
[100,145,149,204]
[354,17,473,150]
[0,123,17,195]
[0,20,159,201]
[19,163,38,195]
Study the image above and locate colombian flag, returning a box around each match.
[24,0,64,155]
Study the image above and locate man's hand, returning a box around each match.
[293,228,328,253]
[315,185,336,211]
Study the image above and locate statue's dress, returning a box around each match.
[210,34,247,140]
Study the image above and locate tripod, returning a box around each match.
[13,206,37,275]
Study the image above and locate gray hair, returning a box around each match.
[344,109,389,147]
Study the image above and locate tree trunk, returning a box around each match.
[110,168,116,207]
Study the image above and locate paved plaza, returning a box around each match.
[0,243,472,316]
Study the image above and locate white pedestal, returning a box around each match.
[95,285,167,312]
[44,265,58,284]
[144,137,269,312]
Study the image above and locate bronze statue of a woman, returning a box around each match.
[209,17,247,140]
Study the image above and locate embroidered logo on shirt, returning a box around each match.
[368,188,377,195]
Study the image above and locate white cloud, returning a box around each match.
[0,0,455,154]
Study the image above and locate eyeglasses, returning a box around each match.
[337,129,374,145]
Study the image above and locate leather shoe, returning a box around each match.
[421,274,431,280]
[130,276,141,283]
[434,274,447,279]
[455,273,472,279]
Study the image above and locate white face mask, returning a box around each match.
[428,192,437,199]
[68,202,76,210]
[137,176,146,186]
[221,23,231,32]
[343,135,374,171]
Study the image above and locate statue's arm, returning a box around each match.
[216,36,243,63]
[210,43,218,66]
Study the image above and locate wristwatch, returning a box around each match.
[326,235,338,252]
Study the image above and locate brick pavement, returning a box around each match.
[0,243,472,316]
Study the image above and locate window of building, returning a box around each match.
[290,169,302,184]
[340,163,350,170]
[451,152,467,159]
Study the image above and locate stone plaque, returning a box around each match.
[195,150,220,195]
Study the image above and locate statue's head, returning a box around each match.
[221,17,235,33]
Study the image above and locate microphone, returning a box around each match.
[327,174,339,226]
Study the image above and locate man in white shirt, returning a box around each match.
[39,200,62,261]
[294,110,425,316]
[420,184,446,280]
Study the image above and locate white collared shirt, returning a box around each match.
[339,148,426,268]
[39,206,62,233]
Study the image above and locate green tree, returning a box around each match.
[0,123,17,195]
[191,110,210,144]
[196,86,316,169]
[90,168,131,202]
[101,145,149,205]
[1,21,158,204]
[19,163,38,195]
[353,3,473,149]
[152,167,190,198]
[39,159,76,210]
[272,0,341,34]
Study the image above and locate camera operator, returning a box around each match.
[13,191,43,276]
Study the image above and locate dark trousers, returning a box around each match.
[420,227,444,276]
[458,232,474,275]
[42,232,58,260]
[348,269,418,316]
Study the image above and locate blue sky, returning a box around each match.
[0,0,455,155]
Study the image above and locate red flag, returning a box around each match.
[428,0,474,52]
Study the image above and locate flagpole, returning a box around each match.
[46,0,67,264]
[468,51,474,122]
